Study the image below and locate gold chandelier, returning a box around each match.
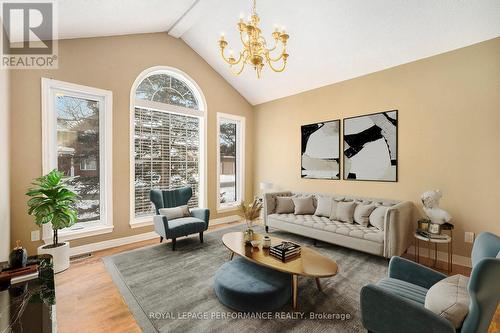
[218,0,289,78]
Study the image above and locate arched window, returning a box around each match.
[130,67,206,225]
[135,73,199,109]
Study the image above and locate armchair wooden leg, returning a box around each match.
[160,236,163,243]
[199,232,204,243]
[172,238,176,251]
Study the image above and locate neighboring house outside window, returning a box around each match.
[41,78,113,242]
[80,156,97,171]
[217,113,245,212]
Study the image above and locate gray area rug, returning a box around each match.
[103,224,388,333]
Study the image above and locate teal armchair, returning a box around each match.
[150,187,210,251]
[360,232,500,333]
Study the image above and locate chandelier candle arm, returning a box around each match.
[219,37,244,66]
[266,53,288,73]
[230,58,246,76]
[217,0,290,78]
[266,41,288,62]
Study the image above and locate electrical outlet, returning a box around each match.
[31,230,40,242]
[464,232,475,243]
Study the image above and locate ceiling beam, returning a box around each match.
[168,0,221,38]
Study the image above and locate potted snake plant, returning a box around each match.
[26,170,78,273]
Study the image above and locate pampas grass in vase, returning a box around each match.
[239,197,263,243]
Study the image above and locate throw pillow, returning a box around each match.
[314,196,332,217]
[331,201,356,223]
[179,205,190,217]
[425,275,470,329]
[369,206,388,230]
[354,203,376,226]
[159,205,190,220]
[292,197,315,215]
[275,196,295,214]
[328,200,341,220]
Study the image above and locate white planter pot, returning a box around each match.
[37,241,70,273]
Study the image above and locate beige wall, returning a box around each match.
[9,33,500,258]
[0,68,10,261]
[10,33,254,254]
[254,37,500,258]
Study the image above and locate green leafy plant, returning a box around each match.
[26,170,78,248]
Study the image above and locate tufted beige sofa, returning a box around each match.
[263,191,413,258]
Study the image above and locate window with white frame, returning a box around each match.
[217,113,245,210]
[131,68,206,223]
[41,78,113,241]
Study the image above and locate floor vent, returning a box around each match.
[70,253,92,261]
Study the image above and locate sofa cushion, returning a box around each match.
[314,196,332,217]
[331,201,356,223]
[268,213,384,243]
[377,277,428,304]
[370,206,388,230]
[424,274,470,329]
[275,197,295,214]
[167,217,206,236]
[159,205,190,221]
[354,203,376,226]
[292,196,315,215]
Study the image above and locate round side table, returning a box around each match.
[414,232,452,273]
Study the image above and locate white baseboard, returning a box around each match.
[70,215,242,257]
[210,215,241,226]
[70,231,158,257]
[407,245,471,268]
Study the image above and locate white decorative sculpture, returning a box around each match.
[421,190,452,225]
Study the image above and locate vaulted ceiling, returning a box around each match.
[55,0,500,104]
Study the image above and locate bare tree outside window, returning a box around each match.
[56,95,100,222]
[134,72,202,217]
[219,121,237,204]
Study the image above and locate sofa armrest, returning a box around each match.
[190,208,210,229]
[263,191,293,226]
[384,200,413,257]
[360,284,455,333]
[153,215,168,238]
[388,256,447,289]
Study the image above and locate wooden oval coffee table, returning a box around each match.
[222,232,338,310]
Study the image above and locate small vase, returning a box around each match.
[9,242,27,269]
[243,228,254,244]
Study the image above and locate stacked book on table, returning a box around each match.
[417,230,449,239]
[269,241,301,262]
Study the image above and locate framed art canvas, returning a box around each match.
[301,120,340,179]
[343,110,398,181]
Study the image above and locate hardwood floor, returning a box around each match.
[55,221,244,333]
[55,222,500,333]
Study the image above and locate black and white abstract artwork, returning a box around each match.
[343,110,397,181]
[301,120,340,179]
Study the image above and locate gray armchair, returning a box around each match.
[150,187,210,250]
[360,232,500,333]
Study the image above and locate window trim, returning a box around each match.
[129,66,207,227]
[216,113,245,213]
[41,78,114,243]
